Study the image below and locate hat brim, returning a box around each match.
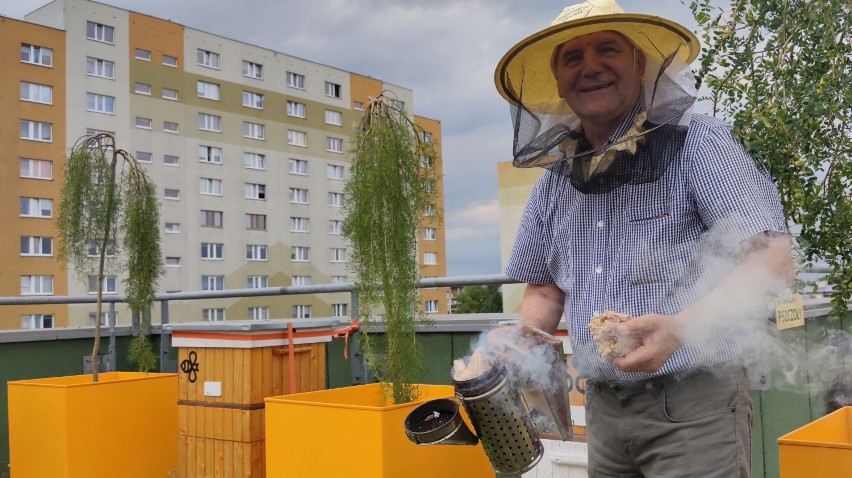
[494,14,700,108]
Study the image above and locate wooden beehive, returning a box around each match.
[169,320,337,478]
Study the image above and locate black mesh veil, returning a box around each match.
[495,5,700,194]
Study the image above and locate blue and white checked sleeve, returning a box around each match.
[505,174,555,285]
[688,119,787,242]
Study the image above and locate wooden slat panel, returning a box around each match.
[250,348,263,403]
[232,439,244,478]
[271,346,283,397]
[214,347,225,404]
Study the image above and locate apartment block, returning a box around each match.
[1,0,448,329]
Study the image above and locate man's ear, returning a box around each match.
[636,49,646,78]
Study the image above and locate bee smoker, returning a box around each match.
[404,327,572,475]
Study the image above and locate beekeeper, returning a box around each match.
[495,1,794,476]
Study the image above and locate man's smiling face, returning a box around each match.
[554,30,645,131]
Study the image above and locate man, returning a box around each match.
[493,1,794,476]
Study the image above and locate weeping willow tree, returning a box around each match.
[57,133,163,381]
[343,94,440,404]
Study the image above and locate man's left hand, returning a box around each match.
[610,313,683,373]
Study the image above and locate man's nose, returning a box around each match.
[578,51,605,76]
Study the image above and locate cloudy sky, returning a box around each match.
[4,0,701,276]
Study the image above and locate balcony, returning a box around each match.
[1,273,849,478]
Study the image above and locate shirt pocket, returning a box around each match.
[625,185,674,285]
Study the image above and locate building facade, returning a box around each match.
[2,0,448,329]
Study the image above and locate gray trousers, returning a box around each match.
[585,364,753,478]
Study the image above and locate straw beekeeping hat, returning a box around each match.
[495,0,699,110]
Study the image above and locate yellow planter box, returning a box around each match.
[7,372,178,478]
[778,406,852,477]
[265,383,494,477]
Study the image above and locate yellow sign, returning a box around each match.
[776,293,805,330]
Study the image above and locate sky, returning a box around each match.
[3,0,701,277]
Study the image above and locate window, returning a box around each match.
[289,159,308,175]
[328,192,343,208]
[203,308,224,321]
[420,155,434,168]
[86,21,114,44]
[424,204,436,217]
[247,275,268,289]
[165,222,181,233]
[89,312,115,326]
[86,57,115,79]
[391,99,406,111]
[331,276,349,284]
[244,152,265,170]
[242,91,264,109]
[292,275,311,286]
[162,88,178,100]
[327,137,344,153]
[198,113,222,132]
[245,183,266,200]
[21,314,54,329]
[331,304,348,317]
[134,48,151,61]
[87,93,115,114]
[287,101,306,118]
[246,213,267,231]
[243,122,265,140]
[420,131,433,143]
[136,151,153,163]
[163,121,179,133]
[286,71,305,89]
[164,188,180,199]
[328,220,343,235]
[20,120,52,142]
[291,246,310,262]
[293,305,312,319]
[197,49,220,69]
[202,275,224,291]
[242,60,263,79]
[249,306,269,321]
[164,154,180,166]
[88,275,117,294]
[324,81,341,98]
[425,300,439,313]
[353,100,364,110]
[20,236,53,256]
[20,82,52,104]
[201,242,224,260]
[290,217,310,233]
[200,210,223,228]
[288,130,307,147]
[330,248,347,263]
[20,275,53,295]
[289,188,308,204]
[86,242,116,257]
[424,252,438,265]
[197,81,220,100]
[20,197,52,217]
[165,257,181,267]
[246,244,267,261]
[20,158,53,180]
[199,178,223,196]
[327,164,344,180]
[21,43,53,67]
[424,228,437,240]
[162,54,178,67]
[199,145,222,164]
[134,82,151,95]
[136,117,152,129]
[325,110,343,126]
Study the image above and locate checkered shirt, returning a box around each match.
[505,111,786,383]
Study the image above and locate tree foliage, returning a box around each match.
[456,285,503,314]
[690,0,852,318]
[343,94,439,404]
[57,134,163,380]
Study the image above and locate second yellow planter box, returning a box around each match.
[265,383,495,477]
